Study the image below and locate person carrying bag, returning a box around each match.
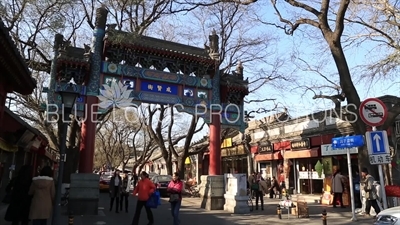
[167,172,184,225]
[131,171,156,225]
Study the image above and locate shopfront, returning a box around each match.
[221,144,248,174]
[255,141,289,181]
[255,144,282,180]
[285,138,322,194]
[320,143,358,206]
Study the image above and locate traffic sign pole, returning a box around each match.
[373,126,388,209]
[346,147,357,221]
[331,135,364,219]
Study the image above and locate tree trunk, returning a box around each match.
[247,154,254,175]
[132,164,138,174]
[165,160,173,175]
[326,38,376,178]
[243,139,254,174]
[138,163,145,173]
[177,155,186,179]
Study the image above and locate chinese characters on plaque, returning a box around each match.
[369,154,391,165]
[141,81,178,95]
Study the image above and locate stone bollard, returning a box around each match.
[68,212,74,225]
[277,205,282,219]
[322,209,327,225]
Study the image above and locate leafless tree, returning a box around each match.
[2,0,281,179]
[344,0,400,80]
[227,0,400,179]
[95,108,157,171]
[145,105,206,177]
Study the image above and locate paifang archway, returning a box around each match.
[46,7,249,175]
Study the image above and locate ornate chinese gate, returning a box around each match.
[45,7,249,175]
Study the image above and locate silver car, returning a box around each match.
[374,206,400,225]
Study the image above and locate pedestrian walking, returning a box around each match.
[361,168,381,217]
[254,173,269,210]
[109,170,122,213]
[120,171,130,212]
[131,171,156,225]
[4,165,32,225]
[332,169,345,208]
[28,166,55,225]
[167,172,184,225]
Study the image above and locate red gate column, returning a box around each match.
[79,96,98,173]
[209,113,221,175]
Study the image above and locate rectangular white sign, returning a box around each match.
[321,144,358,156]
[298,171,324,180]
[369,154,391,165]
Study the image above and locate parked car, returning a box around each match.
[148,172,159,179]
[151,175,172,197]
[99,174,112,191]
[374,206,400,225]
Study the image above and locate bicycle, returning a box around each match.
[189,185,201,198]
[61,187,70,206]
[247,188,253,212]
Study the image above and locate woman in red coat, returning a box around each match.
[167,172,184,225]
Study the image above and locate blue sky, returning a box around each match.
[240,1,400,120]
[175,1,400,144]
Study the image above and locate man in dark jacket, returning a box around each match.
[109,170,122,213]
[4,165,32,225]
[120,171,130,212]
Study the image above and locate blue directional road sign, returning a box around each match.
[332,135,365,149]
[365,131,390,155]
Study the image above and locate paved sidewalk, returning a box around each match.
[1,193,376,225]
[181,197,374,225]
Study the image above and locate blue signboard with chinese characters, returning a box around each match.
[331,135,364,149]
[140,81,178,95]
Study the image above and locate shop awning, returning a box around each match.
[2,108,48,146]
[0,137,18,152]
[254,151,283,161]
[284,147,320,159]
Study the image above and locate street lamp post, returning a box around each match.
[51,82,79,225]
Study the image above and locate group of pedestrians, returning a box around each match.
[108,170,136,213]
[4,165,55,225]
[247,172,281,210]
[108,171,184,225]
[331,167,381,217]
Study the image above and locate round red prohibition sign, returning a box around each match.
[359,98,388,127]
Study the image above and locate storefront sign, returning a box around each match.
[259,145,272,153]
[298,171,324,180]
[221,145,246,157]
[291,139,310,150]
[221,138,232,148]
[321,144,358,156]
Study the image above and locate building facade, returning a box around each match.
[0,19,54,200]
[249,111,357,195]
